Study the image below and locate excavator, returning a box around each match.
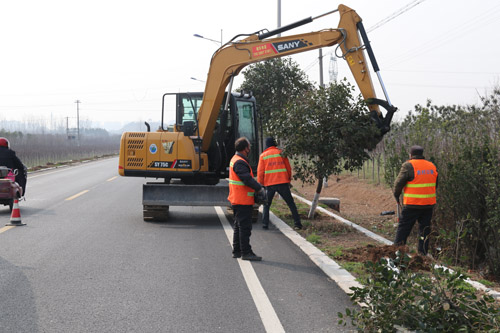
[118,4,397,221]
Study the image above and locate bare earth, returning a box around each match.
[290,173,399,247]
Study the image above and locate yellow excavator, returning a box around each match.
[118,4,397,221]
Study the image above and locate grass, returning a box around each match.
[306,233,321,244]
[320,245,344,258]
[339,262,368,284]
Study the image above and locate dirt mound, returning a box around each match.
[340,244,434,271]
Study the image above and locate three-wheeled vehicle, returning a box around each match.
[0,166,23,211]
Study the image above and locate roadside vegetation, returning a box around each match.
[339,252,500,332]
[0,129,120,170]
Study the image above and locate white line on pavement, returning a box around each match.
[215,206,285,333]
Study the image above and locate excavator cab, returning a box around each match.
[166,92,259,179]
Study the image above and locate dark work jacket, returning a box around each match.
[233,152,262,192]
[0,146,25,172]
[393,155,438,209]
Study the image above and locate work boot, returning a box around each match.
[262,224,269,230]
[293,224,303,230]
[232,252,241,258]
[241,252,262,261]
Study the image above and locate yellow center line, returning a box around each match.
[0,226,16,234]
[107,176,118,182]
[65,190,89,201]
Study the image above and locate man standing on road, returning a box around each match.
[228,137,265,261]
[258,137,303,230]
[393,145,438,255]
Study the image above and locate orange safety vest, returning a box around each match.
[257,147,291,186]
[228,154,255,205]
[403,159,438,206]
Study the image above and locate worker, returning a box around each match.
[393,145,438,255]
[228,137,265,261]
[257,137,303,230]
[0,137,27,196]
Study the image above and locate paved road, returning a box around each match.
[0,158,355,332]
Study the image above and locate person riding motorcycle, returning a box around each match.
[0,137,27,196]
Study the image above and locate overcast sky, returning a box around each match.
[1,0,499,131]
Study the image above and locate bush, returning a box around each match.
[338,252,500,332]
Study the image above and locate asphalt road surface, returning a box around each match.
[0,157,356,332]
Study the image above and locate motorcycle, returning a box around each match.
[0,166,23,211]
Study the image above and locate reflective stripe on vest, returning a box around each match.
[260,147,289,186]
[228,155,255,205]
[403,159,437,205]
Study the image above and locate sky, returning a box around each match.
[1,0,500,132]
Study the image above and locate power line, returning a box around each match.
[385,4,500,68]
[384,69,500,75]
[386,82,496,89]
[302,0,427,77]
[367,0,427,33]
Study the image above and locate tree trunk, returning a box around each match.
[308,177,323,219]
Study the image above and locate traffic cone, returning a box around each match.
[6,199,26,226]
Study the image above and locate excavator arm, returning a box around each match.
[196,4,396,152]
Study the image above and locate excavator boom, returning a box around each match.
[196,4,395,152]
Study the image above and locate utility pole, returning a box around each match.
[329,53,338,83]
[319,49,324,87]
[318,49,327,187]
[75,100,80,142]
[277,0,281,37]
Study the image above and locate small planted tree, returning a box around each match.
[269,79,379,218]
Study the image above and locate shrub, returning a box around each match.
[338,252,500,332]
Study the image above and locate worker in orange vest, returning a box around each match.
[257,137,302,230]
[394,145,438,255]
[228,137,266,261]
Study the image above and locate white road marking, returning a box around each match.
[215,206,285,333]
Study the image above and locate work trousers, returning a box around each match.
[262,183,301,228]
[394,206,433,255]
[232,205,253,255]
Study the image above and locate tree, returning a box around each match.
[269,79,379,218]
[239,58,313,134]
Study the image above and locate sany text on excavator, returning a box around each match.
[118,4,397,221]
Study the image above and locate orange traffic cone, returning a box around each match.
[6,199,26,226]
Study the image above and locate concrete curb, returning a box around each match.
[292,193,393,246]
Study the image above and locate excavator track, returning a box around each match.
[143,205,170,222]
